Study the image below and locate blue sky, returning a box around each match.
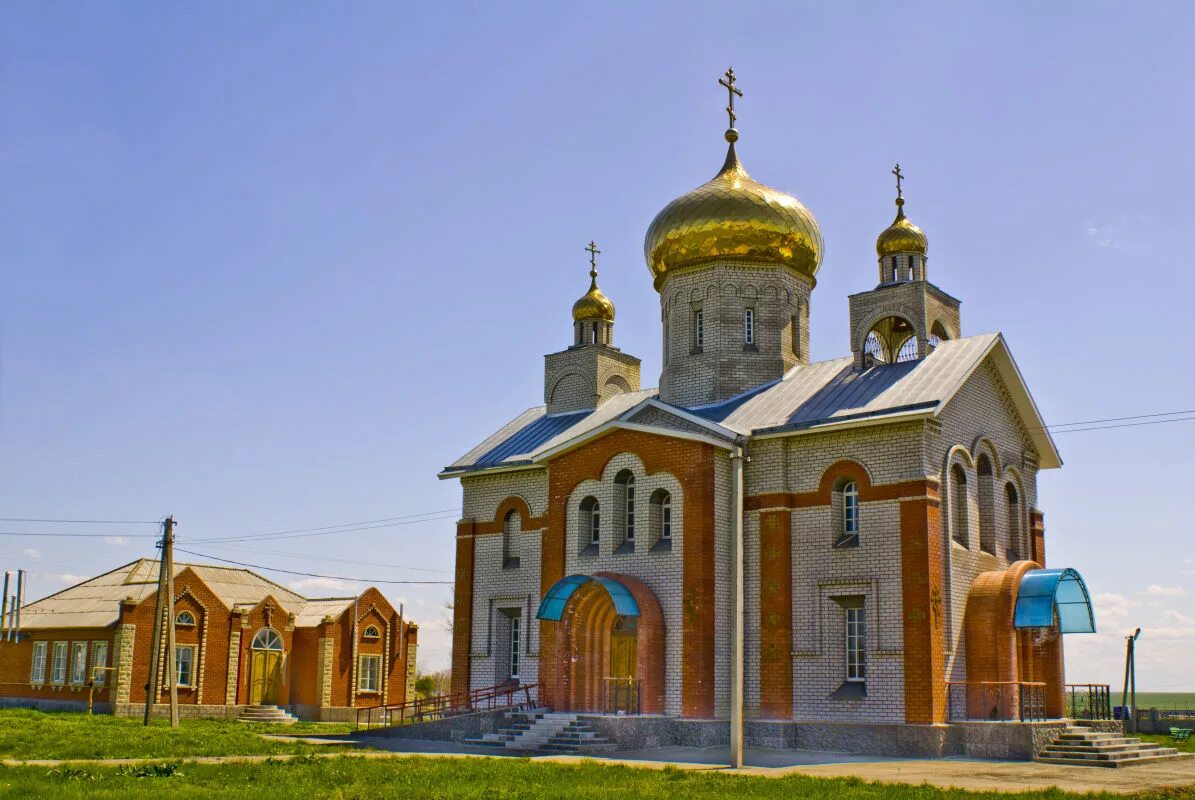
[2,2,1192,688]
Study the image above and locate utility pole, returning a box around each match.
[1121,628,1141,733]
[144,517,180,727]
[164,517,179,728]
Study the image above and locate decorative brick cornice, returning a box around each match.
[746,461,939,511]
[472,495,547,535]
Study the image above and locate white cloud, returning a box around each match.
[288,576,352,593]
[103,536,129,545]
[1162,609,1195,626]
[1092,592,1137,620]
[22,548,41,559]
[1145,585,1188,598]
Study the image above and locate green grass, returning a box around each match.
[2,756,1193,800]
[1128,693,1195,710]
[0,709,359,761]
[1142,733,1195,754]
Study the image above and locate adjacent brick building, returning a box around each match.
[441,88,1096,732]
[0,559,417,721]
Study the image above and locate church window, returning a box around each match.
[502,509,520,569]
[174,645,195,687]
[358,654,380,692]
[791,314,801,358]
[744,308,755,345]
[362,625,380,639]
[580,496,600,546]
[693,310,704,351]
[846,606,866,682]
[509,615,521,679]
[976,455,996,555]
[833,479,860,548]
[1005,483,1022,560]
[615,470,635,543]
[175,610,196,626]
[950,464,969,547]
[649,489,672,547]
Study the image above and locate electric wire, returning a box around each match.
[195,540,452,574]
[1035,409,1195,431]
[181,509,460,544]
[0,518,161,525]
[0,530,161,539]
[173,547,453,585]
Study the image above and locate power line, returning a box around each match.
[182,509,460,544]
[0,517,161,524]
[173,547,454,585]
[1036,409,1195,431]
[1048,416,1195,434]
[0,531,161,539]
[197,540,453,574]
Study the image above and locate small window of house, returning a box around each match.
[70,641,88,685]
[91,642,109,686]
[580,496,600,546]
[30,642,48,684]
[509,615,521,679]
[744,308,755,345]
[693,310,704,351]
[649,489,672,548]
[846,606,866,682]
[951,464,969,546]
[834,479,860,548]
[50,642,68,685]
[977,455,996,554]
[175,610,196,626]
[174,645,195,687]
[1006,483,1022,560]
[615,470,636,543]
[363,625,381,639]
[359,654,380,692]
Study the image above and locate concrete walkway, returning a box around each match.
[4,738,1194,796]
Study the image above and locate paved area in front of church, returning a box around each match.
[352,737,1195,794]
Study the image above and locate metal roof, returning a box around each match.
[442,333,1061,475]
[1014,567,1096,633]
[536,574,641,621]
[18,559,359,631]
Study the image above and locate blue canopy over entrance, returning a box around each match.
[536,574,640,621]
[1013,567,1096,633]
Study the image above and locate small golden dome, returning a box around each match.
[876,198,928,257]
[644,133,823,290]
[572,280,615,322]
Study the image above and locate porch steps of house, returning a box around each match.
[237,704,299,725]
[464,711,615,753]
[1035,725,1193,767]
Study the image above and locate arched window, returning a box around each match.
[615,470,635,545]
[650,489,672,547]
[950,464,969,546]
[833,479,860,547]
[251,628,283,651]
[502,508,520,569]
[744,308,755,345]
[863,316,917,364]
[362,625,380,639]
[863,332,887,364]
[580,496,600,548]
[175,610,195,626]
[1005,483,1022,561]
[976,455,996,554]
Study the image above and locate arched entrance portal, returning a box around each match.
[537,573,664,714]
[249,627,284,705]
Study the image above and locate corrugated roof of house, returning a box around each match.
[18,559,360,630]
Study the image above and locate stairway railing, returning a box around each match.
[1064,683,1112,720]
[356,682,540,730]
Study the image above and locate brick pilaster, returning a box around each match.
[112,623,136,705]
[1029,509,1046,567]
[225,629,241,705]
[757,509,792,719]
[899,492,946,723]
[451,523,475,698]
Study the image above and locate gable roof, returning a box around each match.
[441,333,1060,476]
[18,559,361,631]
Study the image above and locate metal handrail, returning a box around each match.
[601,677,640,715]
[946,680,1049,722]
[1065,683,1112,720]
[355,682,540,731]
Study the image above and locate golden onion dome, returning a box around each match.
[875,198,928,257]
[644,131,823,290]
[572,279,615,322]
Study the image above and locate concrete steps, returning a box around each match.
[237,704,299,725]
[1035,725,1193,768]
[464,711,615,754]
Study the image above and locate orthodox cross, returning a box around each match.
[892,163,904,199]
[718,67,743,129]
[585,240,601,280]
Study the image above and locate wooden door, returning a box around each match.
[250,651,282,705]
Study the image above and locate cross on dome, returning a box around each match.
[892,163,904,200]
[718,67,743,131]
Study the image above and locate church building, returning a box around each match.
[441,71,1095,734]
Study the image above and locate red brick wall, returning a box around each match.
[451,521,475,698]
[0,628,114,703]
[538,428,716,718]
[757,509,792,719]
[899,494,946,723]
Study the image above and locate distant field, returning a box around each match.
[1119,692,1195,709]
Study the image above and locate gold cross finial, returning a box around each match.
[892,163,904,200]
[585,240,601,284]
[718,67,743,130]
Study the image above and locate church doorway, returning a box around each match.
[249,627,284,705]
[537,572,664,715]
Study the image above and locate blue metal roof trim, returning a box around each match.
[472,410,589,467]
[1014,567,1096,633]
[536,574,640,621]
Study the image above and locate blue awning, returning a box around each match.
[1013,568,1096,633]
[536,574,640,621]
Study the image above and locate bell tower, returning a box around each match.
[543,242,641,414]
[848,165,960,367]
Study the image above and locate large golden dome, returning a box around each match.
[875,198,927,257]
[644,132,823,290]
